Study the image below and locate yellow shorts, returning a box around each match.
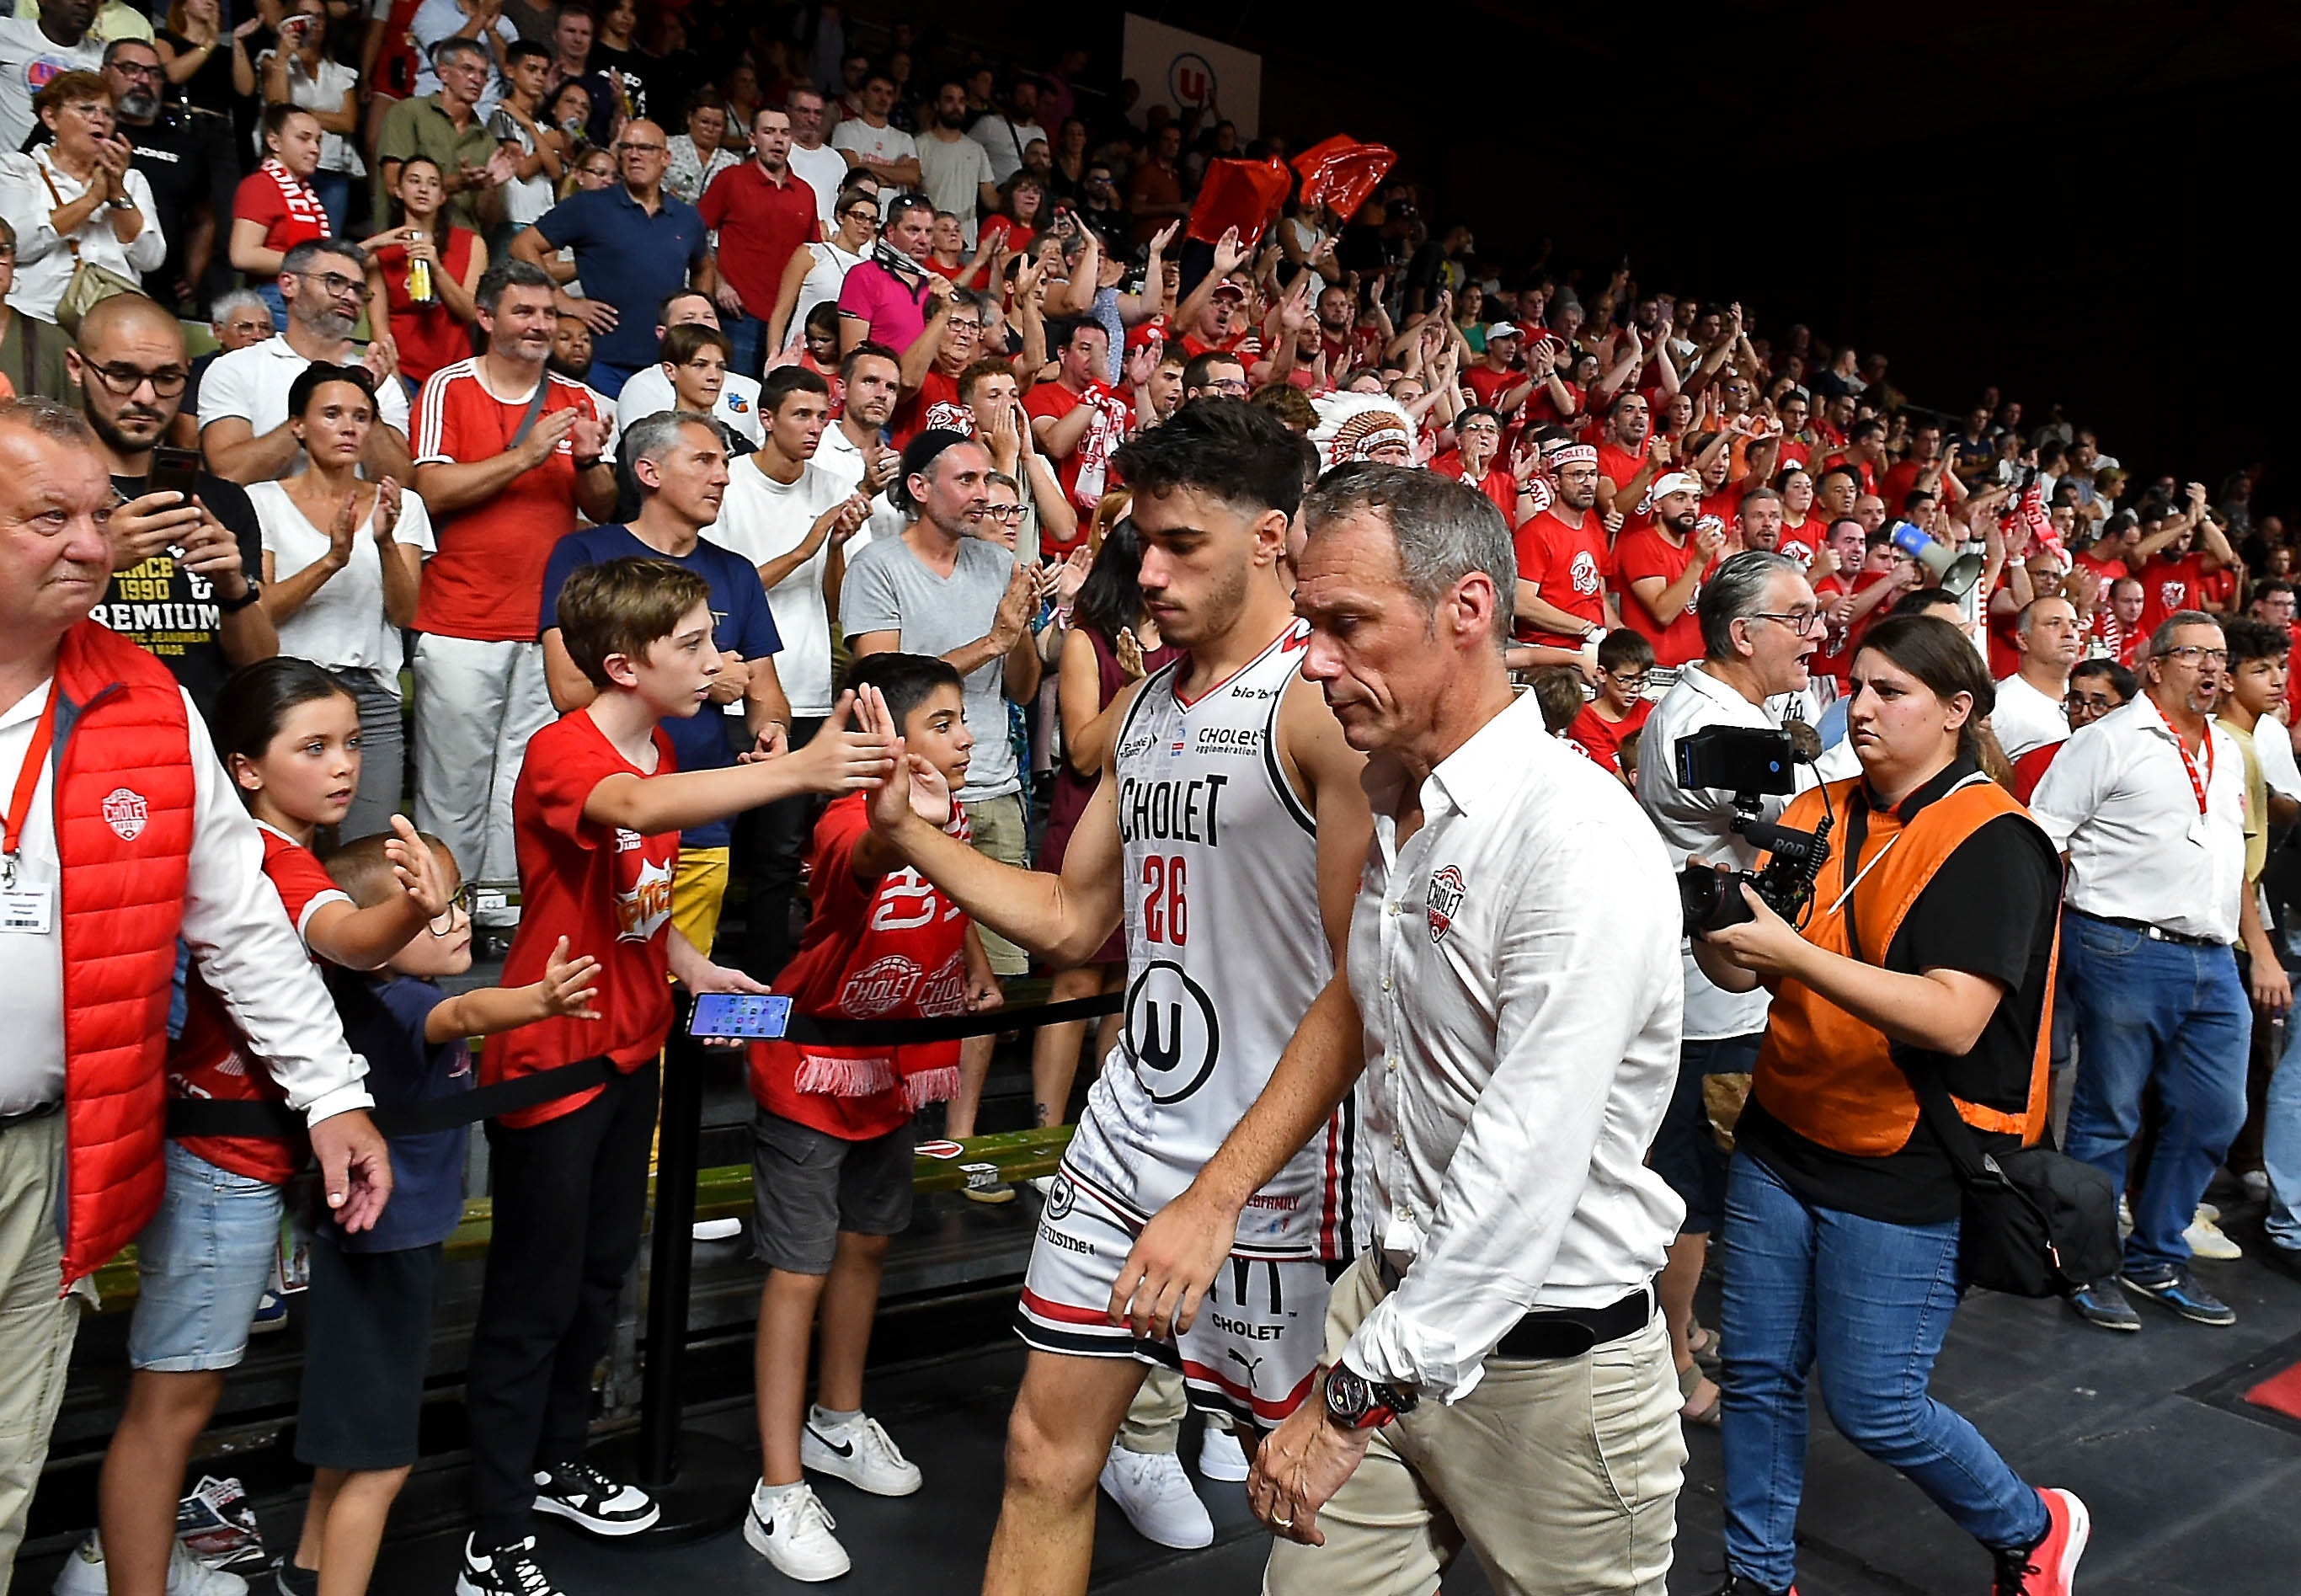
[671,847,730,961]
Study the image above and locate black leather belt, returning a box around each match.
[1372,1253,1655,1359]
[2069,908,2228,950]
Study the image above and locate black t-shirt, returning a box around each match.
[1737,773,2061,1225]
[95,471,265,723]
[122,116,205,275]
[586,42,654,132]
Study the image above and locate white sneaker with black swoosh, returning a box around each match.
[744,1481,850,1583]
[800,1412,923,1497]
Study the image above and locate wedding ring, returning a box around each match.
[1272,1514,1295,1529]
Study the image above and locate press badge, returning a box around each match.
[0,857,51,934]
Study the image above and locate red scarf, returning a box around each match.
[259,157,330,248]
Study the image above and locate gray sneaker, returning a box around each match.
[2066,1279,2140,1332]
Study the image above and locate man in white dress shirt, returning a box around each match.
[1118,464,1687,1595]
[0,398,388,1581]
[2031,610,2256,1332]
[1991,595,2080,761]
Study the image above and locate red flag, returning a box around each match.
[1291,136,1397,222]
[2002,480,2062,564]
[1185,157,1292,247]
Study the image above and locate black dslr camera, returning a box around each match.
[1674,727,1832,935]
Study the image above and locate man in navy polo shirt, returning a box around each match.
[537,409,792,956]
[514,119,718,398]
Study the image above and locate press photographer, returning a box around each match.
[1637,549,1822,1425]
[1690,615,2085,1596]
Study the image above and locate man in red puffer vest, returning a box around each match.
[0,401,392,1583]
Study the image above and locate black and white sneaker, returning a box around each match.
[531,1458,662,1536]
[455,1535,565,1596]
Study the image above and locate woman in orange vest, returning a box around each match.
[1691,616,2088,1596]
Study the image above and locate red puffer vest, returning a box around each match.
[49,622,198,1287]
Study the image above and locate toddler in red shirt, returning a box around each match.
[458,558,891,1596]
[743,652,998,1580]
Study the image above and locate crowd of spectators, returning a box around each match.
[0,3,2293,1595]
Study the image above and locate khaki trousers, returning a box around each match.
[1263,1255,1684,1596]
[0,1113,82,1594]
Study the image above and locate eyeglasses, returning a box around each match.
[428,883,474,937]
[88,362,190,397]
[617,140,668,154]
[289,269,366,298]
[111,61,161,78]
[2154,644,2228,665]
[947,319,982,334]
[841,207,879,225]
[985,504,1025,520]
[1750,608,1824,634]
[2066,693,2118,715]
[1605,670,1650,691]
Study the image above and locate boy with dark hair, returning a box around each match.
[280,833,600,1596]
[458,557,892,1596]
[742,653,998,1580]
[1567,628,1657,780]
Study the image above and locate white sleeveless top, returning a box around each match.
[1062,621,1364,1261]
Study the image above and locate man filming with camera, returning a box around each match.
[1687,614,2085,1596]
[1637,550,1823,1424]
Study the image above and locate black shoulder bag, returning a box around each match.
[1840,789,2122,1298]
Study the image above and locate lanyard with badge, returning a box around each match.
[1,691,58,934]
[2172,720,2214,846]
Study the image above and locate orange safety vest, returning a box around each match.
[1751,771,2055,1158]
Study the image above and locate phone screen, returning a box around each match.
[687,994,793,1039]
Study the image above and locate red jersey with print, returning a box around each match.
[2136,552,2208,638]
[489,713,681,1129]
[1614,526,1714,667]
[1809,570,1890,682]
[1776,516,1823,569]
[1428,451,1514,519]
[1513,505,1611,646]
[890,367,965,450]
[1023,379,1129,539]
[1460,365,1519,410]
[750,794,972,1140]
[169,825,350,1183]
[1566,697,1652,777]
[411,364,604,641]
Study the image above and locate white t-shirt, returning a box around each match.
[916,128,992,248]
[829,116,916,173]
[787,141,847,228]
[708,456,846,716]
[198,336,413,469]
[1990,669,2071,762]
[489,105,556,228]
[967,114,1047,187]
[254,51,365,175]
[249,479,435,682]
[809,424,891,548]
[0,18,102,157]
[408,0,514,113]
[611,364,765,446]
[785,240,865,352]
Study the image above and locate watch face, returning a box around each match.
[1324,1367,1369,1418]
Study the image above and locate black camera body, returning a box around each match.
[1673,727,1833,935]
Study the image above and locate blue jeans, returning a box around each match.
[588,360,636,398]
[2061,914,2250,1271]
[2263,1017,2301,1250]
[312,170,353,236]
[1720,1153,2047,1591]
[721,309,764,379]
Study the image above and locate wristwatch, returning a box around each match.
[109,196,137,211]
[216,583,261,614]
[1322,1364,1417,1431]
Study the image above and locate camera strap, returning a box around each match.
[1829,789,1897,941]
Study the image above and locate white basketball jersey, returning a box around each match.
[1062,621,1364,1261]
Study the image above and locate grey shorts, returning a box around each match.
[750,1109,916,1275]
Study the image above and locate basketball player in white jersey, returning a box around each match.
[856,400,1372,1596]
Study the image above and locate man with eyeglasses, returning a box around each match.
[198,237,414,485]
[697,104,817,381]
[513,116,715,397]
[93,39,200,310]
[1180,350,1247,404]
[74,291,275,720]
[2033,611,2262,1334]
[1639,552,1823,1417]
[376,37,513,235]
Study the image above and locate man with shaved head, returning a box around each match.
[72,292,275,718]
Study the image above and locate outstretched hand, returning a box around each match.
[537,937,603,1020]
[853,686,920,835]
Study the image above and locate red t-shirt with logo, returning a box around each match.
[1566,697,1652,777]
[169,825,350,1184]
[412,366,603,640]
[890,366,964,450]
[1023,378,1129,546]
[1428,451,1514,519]
[1513,505,1611,646]
[749,793,973,1140]
[1810,570,1890,682]
[1614,526,1714,667]
[1776,515,1823,569]
[1460,364,1520,410]
[490,713,681,1129]
[2136,552,2208,638]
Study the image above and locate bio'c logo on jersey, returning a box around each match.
[1124,959,1220,1103]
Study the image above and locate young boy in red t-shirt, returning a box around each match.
[743,653,997,1579]
[1567,629,1657,782]
[458,558,892,1596]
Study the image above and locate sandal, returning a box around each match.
[1687,1319,1722,1374]
[1678,1362,1722,1427]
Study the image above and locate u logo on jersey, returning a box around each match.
[1124,958,1221,1103]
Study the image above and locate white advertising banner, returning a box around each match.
[1120,14,1262,139]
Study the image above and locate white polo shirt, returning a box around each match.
[2030,692,2246,945]
[1343,691,1684,1401]
[197,334,413,461]
[1990,669,2071,762]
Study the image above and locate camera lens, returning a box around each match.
[1678,865,1756,937]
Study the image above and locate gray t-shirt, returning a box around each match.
[839,530,1020,801]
